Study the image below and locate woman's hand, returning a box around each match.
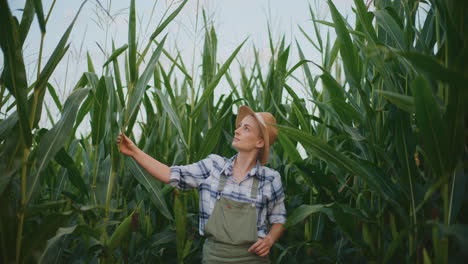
[116,133,137,157]
[116,133,170,183]
[248,236,273,257]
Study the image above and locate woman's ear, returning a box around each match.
[256,138,265,149]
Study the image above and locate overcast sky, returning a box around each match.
[4,0,356,129]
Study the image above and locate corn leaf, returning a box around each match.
[126,157,173,220]
[27,87,91,204]
[125,35,167,132]
[103,44,128,68]
[191,38,247,118]
[327,0,361,89]
[0,0,31,147]
[412,76,448,176]
[91,77,109,145]
[128,0,137,84]
[38,225,77,264]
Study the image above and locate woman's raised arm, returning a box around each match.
[116,133,170,184]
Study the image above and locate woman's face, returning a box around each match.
[232,115,264,153]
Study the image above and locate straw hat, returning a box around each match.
[235,105,278,165]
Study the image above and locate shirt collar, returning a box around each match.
[221,153,262,179]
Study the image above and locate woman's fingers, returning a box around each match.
[248,239,262,253]
[248,239,271,257]
[259,248,269,257]
[255,243,267,254]
[257,245,269,256]
[116,134,128,148]
[117,133,128,143]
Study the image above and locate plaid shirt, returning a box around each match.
[169,154,287,238]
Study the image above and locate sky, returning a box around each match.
[4,0,356,129]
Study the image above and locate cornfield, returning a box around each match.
[0,0,467,263]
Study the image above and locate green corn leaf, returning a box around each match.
[128,0,137,84]
[150,0,187,40]
[331,205,361,245]
[295,161,338,194]
[291,100,312,133]
[0,111,18,141]
[136,0,188,68]
[107,210,137,251]
[174,192,187,262]
[34,0,87,97]
[393,112,418,221]
[54,148,87,197]
[277,133,302,163]
[413,76,448,176]
[111,42,126,107]
[309,5,323,50]
[191,38,247,118]
[374,9,405,49]
[33,0,46,33]
[383,225,412,263]
[353,0,378,43]
[320,73,361,125]
[327,0,361,89]
[38,225,77,264]
[27,87,91,204]
[423,248,432,264]
[91,77,108,145]
[298,25,321,52]
[196,114,226,161]
[18,0,35,45]
[278,125,400,203]
[439,224,468,252]
[415,8,435,52]
[285,204,332,228]
[377,90,414,113]
[74,92,93,132]
[46,83,62,111]
[400,51,468,87]
[0,0,31,147]
[154,88,188,149]
[160,48,192,81]
[126,157,173,220]
[29,0,87,129]
[86,52,95,73]
[103,44,128,68]
[439,77,464,174]
[362,223,375,253]
[286,59,312,77]
[125,36,167,132]
[296,41,320,98]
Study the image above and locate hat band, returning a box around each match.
[254,113,266,127]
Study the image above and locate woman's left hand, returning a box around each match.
[248,236,273,257]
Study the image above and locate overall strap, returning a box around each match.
[217,172,228,192]
[217,172,259,201]
[250,176,259,200]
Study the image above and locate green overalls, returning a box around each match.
[202,172,270,263]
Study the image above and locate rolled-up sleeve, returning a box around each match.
[169,155,214,190]
[267,172,287,224]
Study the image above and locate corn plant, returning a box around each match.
[0,0,466,263]
[278,0,467,263]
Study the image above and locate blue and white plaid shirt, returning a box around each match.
[169,154,287,238]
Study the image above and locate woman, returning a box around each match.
[116,105,286,263]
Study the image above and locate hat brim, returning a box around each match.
[235,106,270,165]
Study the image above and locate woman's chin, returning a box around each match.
[232,141,240,150]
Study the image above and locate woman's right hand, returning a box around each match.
[116,133,137,157]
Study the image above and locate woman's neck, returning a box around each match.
[233,151,258,180]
